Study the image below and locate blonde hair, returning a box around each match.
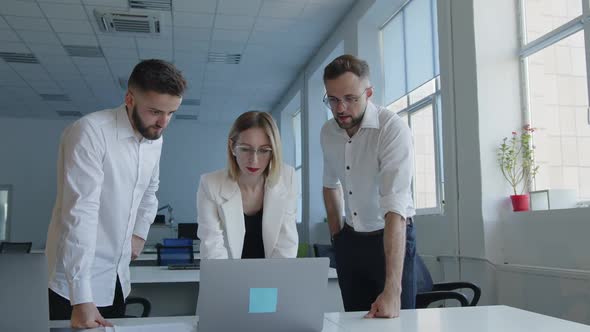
[227,111,283,186]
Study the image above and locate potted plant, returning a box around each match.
[497,125,540,211]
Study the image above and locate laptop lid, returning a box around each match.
[0,253,49,332]
[197,258,329,332]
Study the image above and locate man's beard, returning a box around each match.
[335,106,365,130]
[132,105,162,140]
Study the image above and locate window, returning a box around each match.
[0,185,11,241]
[292,110,303,223]
[382,0,443,214]
[387,79,443,213]
[520,0,590,202]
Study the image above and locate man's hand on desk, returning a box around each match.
[131,234,146,261]
[71,302,112,328]
[364,288,401,319]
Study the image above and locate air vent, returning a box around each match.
[182,99,200,106]
[175,114,199,120]
[41,94,70,101]
[118,77,128,90]
[207,52,241,64]
[129,0,171,11]
[0,52,39,64]
[95,10,161,34]
[56,110,83,117]
[64,45,103,58]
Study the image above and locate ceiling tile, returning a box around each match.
[172,12,214,28]
[0,29,20,42]
[217,0,262,16]
[214,15,256,30]
[38,0,83,4]
[102,47,138,59]
[0,16,10,30]
[138,48,173,61]
[0,71,28,87]
[259,1,305,19]
[17,30,62,44]
[50,19,94,34]
[173,26,211,41]
[212,29,250,42]
[97,35,137,49]
[38,3,87,19]
[253,17,298,32]
[3,16,51,31]
[106,59,137,75]
[0,41,30,53]
[30,81,63,94]
[0,1,44,17]
[172,0,217,14]
[27,43,68,55]
[82,0,127,7]
[135,37,172,50]
[58,33,98,46]
[209,40,244,53]
[300,2,347,21]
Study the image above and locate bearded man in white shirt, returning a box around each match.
[321,55,417,319]
[45,59,186,328]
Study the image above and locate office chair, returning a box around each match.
[313,243,337,268]
[124,297,151,318]
[0,241,32,253]
[415,254,481,308]
[156,238,194,266]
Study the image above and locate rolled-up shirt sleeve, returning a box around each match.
[377,118,414,220]
[60,119,105,305]
[321,124,341,189]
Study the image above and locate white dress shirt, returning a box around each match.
[197,164,299,259]
[321,101,415,232]
[46,104,161,306]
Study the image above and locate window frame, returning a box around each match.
[0,184,13,241]
[394,81,445,215]
[291,109,303,223]
[518,0,590,203]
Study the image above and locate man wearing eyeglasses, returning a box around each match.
[45,59,186,328]
[321,54,416,318]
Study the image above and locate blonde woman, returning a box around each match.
[197,111,298,259]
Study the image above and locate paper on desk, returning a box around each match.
[103,322,195,332]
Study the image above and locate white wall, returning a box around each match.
[0,116,229,248]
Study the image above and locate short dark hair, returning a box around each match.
[128,59,187,96]
[323,54,370,81]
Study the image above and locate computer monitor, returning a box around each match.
[177,223,199,240]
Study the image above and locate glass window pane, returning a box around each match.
[409,78,436,104]
[523,0,582,43]
[527,31,590,201]
[0,188,9,241]
[383,13,406,104]
[387,95,408,113]
[405,0,435,92]
[292,111,302,168]
[410,104,438,209]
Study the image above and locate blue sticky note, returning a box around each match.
[249,288,278,313]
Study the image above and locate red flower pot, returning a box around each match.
[510,194,530,212]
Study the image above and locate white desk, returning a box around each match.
[128,266,342,317]
[49,306,590,331]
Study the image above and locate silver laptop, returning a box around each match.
[0,253,49,332]
[197,258,329,332]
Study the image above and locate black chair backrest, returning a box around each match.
[313,244,337,268]
[415,254,434,292]
[0,242,32,253]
